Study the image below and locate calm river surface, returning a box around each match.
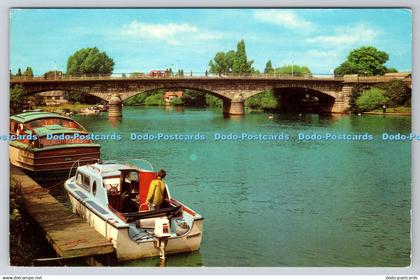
[67,106,411,266]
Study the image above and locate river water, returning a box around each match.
[65,106,411,267]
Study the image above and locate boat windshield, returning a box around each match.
[103,159,155,171]
[26,118,85,131]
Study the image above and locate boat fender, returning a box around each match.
[175,219,190,236]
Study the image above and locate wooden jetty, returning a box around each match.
[10,166,115,265]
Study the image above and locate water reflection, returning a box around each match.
[108,116,122,127]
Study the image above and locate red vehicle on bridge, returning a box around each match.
[148,70,170,77]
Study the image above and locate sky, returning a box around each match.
[9,8,412,76]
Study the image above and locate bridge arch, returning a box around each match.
[120,86,231,102]
[14,85,110,102]
[272,87,336,113]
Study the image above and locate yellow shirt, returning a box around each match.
[146,178,165,207]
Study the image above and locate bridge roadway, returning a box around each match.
[10,74,412,116]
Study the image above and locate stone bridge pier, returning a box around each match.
[223,94,245,115]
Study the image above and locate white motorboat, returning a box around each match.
[64,160,203,262]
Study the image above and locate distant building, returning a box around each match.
[36,91,69,105]
[163,91,183,105]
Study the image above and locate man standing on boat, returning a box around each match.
[146,169,167,210]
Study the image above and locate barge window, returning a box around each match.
[92,182,97,196]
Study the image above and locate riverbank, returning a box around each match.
[365,106,411,116]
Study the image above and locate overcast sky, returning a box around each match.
[10,8,412,75]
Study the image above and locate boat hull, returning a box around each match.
[67,192,203,261]
[9,145,100,172]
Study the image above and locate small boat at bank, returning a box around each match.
[9,111,100,172]
[64,160,203,261]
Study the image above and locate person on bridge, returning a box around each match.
[146,169,167,210]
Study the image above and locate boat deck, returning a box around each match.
[10,166,115,263]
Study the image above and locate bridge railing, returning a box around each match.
[10,72,343,81]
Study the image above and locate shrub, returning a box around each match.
[379,79,411,107]
[245,90,278,110]
[144,93,164,106]
[356,88,388,112]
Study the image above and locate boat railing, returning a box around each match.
[101,159,155,171]
[68,157,103,178]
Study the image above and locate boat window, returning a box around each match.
[75,172,91,192]
[10,121,18,134]
[82,175,90,191]
[92,182,97,196]
[76,172,82,185]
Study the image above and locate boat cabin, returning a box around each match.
[10,111,91,148]
[74,163,181,223]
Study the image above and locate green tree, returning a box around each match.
[206,95,223,108]
[334,46,390,76]
[334,61,359,76]
[24,67,33,78]
[209,50,235,75]
[144,92,164,106]
[28,94,45,106]
[245,90,278,110]
[275,65,312,76]
[264,60,274,74]
[379,79,411,107]
[356,88,388,112]
[10,85,27,114]
[67,47,114,75]
[16,68,22,77]
[386,67,398,73]
[181,90,207,106]
[232,40,253,74]
[348,83,369,113]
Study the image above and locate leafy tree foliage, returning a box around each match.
[334,46,390,76]
[385,67,398,73]
[16,68,22,77]
[209,40,253,75]
[206,95,223,108]
[245,90,278,110]
[10,85,27,114]
[379,79,411,107]
[24,67,34,78]
[67,47,114,75]
[264,60,274,74]
[28,94,45,106]
[275,65,312,76]
[356,88,388,112]
[144,92,164,106]
[232,40,253,74]
[209,50,236,75]
[181,90,207,106]
[67,91,101,104]
[334,61,359,76]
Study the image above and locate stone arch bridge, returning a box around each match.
[10,74,411,116]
